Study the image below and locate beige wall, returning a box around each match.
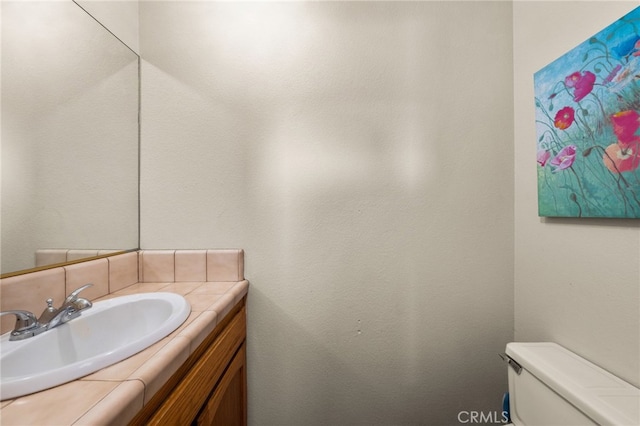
[513,0,640,388]
[139,1,514,424]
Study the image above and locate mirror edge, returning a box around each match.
[0,249,140,279]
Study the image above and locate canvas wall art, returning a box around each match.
[535,6,640,218]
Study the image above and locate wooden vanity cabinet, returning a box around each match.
[130,298,247,426]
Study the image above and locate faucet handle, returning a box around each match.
[0,310,39,333]
[64,283,93,304]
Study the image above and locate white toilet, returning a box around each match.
[503,342,640,425]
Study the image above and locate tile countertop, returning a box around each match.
[0,279,249,426]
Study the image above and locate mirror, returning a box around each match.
[1,1,139,276]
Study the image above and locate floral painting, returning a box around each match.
[535,6,640,218]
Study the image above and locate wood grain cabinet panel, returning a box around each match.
[197,343,247,426]
[130,298,247,426]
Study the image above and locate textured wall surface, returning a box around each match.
[513,0,640,388]
[140,2,514,424]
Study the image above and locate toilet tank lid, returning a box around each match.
[506,342,639,426]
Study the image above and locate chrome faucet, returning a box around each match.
[1,283,93,341]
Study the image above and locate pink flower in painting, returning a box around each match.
[572,71,596,102]
[550,145,577,171]
[611,110,640,146]
[554,106,575,130]
[537,150,551,167]
[603,142,640,173]
[564,71,596,102]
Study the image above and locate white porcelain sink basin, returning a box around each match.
[0,292,190,400]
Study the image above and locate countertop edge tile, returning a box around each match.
[207,292,236,319]
[178,310,218,354]
[134,335,191,405]
[232,280,250,304]
[72,379,145,426]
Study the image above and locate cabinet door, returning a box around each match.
[197,342,247,426]
[139,305,247,426]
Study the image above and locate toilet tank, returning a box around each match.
[505,342,639,426]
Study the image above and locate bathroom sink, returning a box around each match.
[0,292,191,400]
